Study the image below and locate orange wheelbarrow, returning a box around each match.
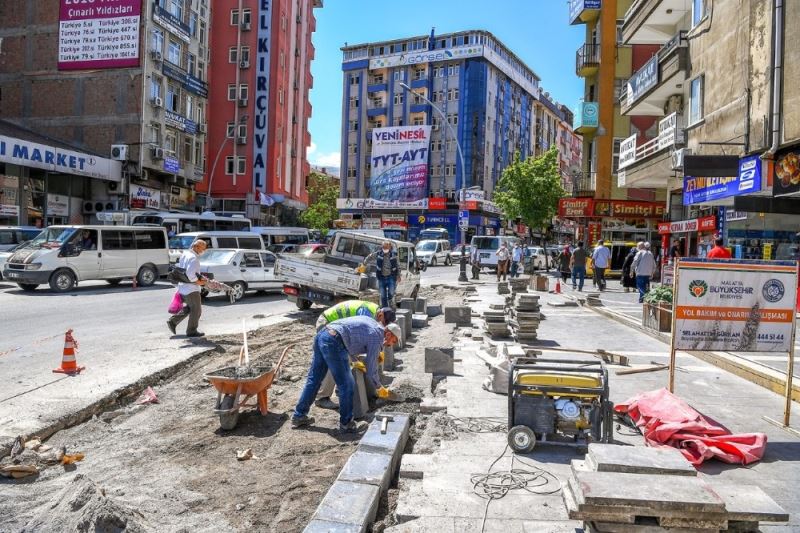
[204,344,293,430]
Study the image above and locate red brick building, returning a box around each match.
[199,0,321,224]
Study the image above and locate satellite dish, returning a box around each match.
[569,165,583,177]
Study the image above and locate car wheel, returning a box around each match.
[230,281,246,301]
[200,288,209,298]
[136,265,157,287]
[296,298,312,310]
[106,278,123,286]
[430,257,437,267]
[18,283,38,292]
[49,269,76,293]
[445,255,452,266]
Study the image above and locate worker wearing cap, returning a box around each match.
[292,316,401,433]
[314,302,396,410]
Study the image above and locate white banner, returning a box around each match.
[337,197,429,210]
[674,259,798,352]
[369,126,431,206]
[618,134,637,170]
[0,134,121,181]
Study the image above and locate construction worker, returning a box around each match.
[292,316,402,433]
[314,301,396,410]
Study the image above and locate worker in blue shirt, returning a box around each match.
[292,316,401,433]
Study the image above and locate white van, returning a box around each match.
[3,225,169,292]
[415,239,452,266]
[0,226,41,251]
[251,226,310,248]
[470,235,522,269]
[168,231,264,263]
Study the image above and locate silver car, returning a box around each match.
[199,248,283,301]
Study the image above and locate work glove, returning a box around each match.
[376,387,391,399]
[355,264,367,274]
[351,361,367,373]
[378,351,385,364]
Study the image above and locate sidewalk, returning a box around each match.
[388,281,800,531]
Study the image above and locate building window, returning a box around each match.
[230,9,240,26]
[350,75,360,85]
[348,144,357,155]
[612,138,623,174]
[692,0,705,27]
[412,92,424,105]
[194,141,203,168]
[349,120,358,132]
[614,78,627,102]
[413,67,425,80]
[433,116,442,130]
[197,61,205,81]
[393,71,404,81]
[432,139,442,151]
[349,96,359,108]
[199,21,206,45]
[394,118,404,126]
[413,116,424,126]
[689,75,704,125]
[168,0,183,20]
[187,53,196,76]
[167,40,182,66]
[149,123,161,144]
[226,122,235,138]
[184,137,193,163]
[447,64,460,77]
[393,93,404,105]
[347,168,356,178]
[227,84,237,101]
[238,124,247,138]
[166,84,180,112]
[225,156,246,175]
[151,29,164,53]
[371,74,384,84]
[165,131,177,154]
[228,47,238,63]
[241,9,251,25]
[240,47,250,63]
[189,11,198,37]
[150,77,162,99]
[239,84,249,101]
[371,96,383,107]
[447,114,458,126]
[185,95,193,119]
[447,88,459,101]
[616,20,624,44]
[433,66,444,78]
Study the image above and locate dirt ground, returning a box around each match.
[0,287,463,533]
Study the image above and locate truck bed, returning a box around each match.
[274,255,369,300]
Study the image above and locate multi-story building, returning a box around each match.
[339,29,575,242]
[0,0,211,224]
[617,0,796,261]
[564,0,667,247]
[198,0,321,226]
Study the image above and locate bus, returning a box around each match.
[130,211,251,236]
[251,226,310,248]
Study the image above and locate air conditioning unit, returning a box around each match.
[150,50,163,62]
[236,137,247,145]
[238,98,248,107]
[198,123,208,134]
[83,201,96,214]
[240,59,250,69]
[241,21,251,31]
[110,144,129,161]
[672,148,691,170]
[107,181,125,195]
[151,146,165,160]
[151,96,163,108]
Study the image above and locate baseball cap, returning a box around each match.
[386,323,402,340]
[379,307,396,324]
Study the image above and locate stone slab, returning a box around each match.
[427,303,443,317]
[586,443,696,477]
[414,297,427,314]
[352,368,369,420]
[425,347,454,375]
[399,453,433,480]
[337,450,393,491]
[383,345,395,371]
[445,306,472,326]
[571,470,725,513]
[358,412,410,471]
[400,298,416,311]
[303,519,362,533]
[308,480,380,532]
[412,314,429,328]
[708,483,789,522]
[420,397,447,414]
[587,520,713,533]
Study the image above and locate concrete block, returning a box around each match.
[352,368,369,420]
[586,443,696,477]
[396,309,412,340]
[444,306,471,326]
[358,412,410,471]
[337,450,393,491]
[420,397,447,414]
[307,480,380,532]
[383,345,395,371]
[411,313,429,328]
[425,347,454,375]
[708,483,789,522]
[414,297,427,314]
[400,298,415,311]
[427,303,443,317]
[303,520,362,533]
[399,454,433,480]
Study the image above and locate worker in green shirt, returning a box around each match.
[314,300,396,410]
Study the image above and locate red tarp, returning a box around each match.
[614,388,767,466]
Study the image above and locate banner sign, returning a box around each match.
[409,214,457,227]
[164,110,197,135]
[163,156,180,174]
[162,63,209,98]
[618,134,637,170]
[152,3,191,42]
[588,222,602,244]
[58,0,141,70]
[683,155,762,205]
[558,197,593,217]
[674,259,798,352]
[0,134,121,181]
[337,197,429,210]
[130,185,161,209]
[773,146,800,196]
[369,126,431,206]
[625,55,658,108]
[370,46,484,69]
[252,0,272,191]
[593,199,666,219]
[428,197,446,210]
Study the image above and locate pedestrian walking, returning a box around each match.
[511,243,524,278]
[495,242,511,282]
[365,241,400,308]
[621,245,638,293]
[314,302,396,411]
[557,245,572,283]
[167,239,207,337]
[291,316,401,433]
[632,242,657,303]
[570,241,588,291]
[470,245,481,280]
[706,237,732,259]
[591,239,611,291]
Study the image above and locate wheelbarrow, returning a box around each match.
[204,344,293,430]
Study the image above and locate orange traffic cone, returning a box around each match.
[555,278,562,294]
[131,275,138,291]
[53,329,85,375]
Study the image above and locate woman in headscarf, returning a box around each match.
[556,245,572,283]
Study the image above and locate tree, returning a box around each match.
[300,171,339,235]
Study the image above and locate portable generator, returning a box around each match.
[507,357,613,453]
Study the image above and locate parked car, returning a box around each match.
[169,231,264,263]
[415,239,452,266]
[452,244,472,256]
[268,243,300,254]
[0,242,30,281]
[199,249,283,301]
[0,226,40,251]
[525,246,548,272]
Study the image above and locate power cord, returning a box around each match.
[442,415,507,436]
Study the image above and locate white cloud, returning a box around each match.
[307,141,317,155]
[310,151,341,168]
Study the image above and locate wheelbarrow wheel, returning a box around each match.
[508,425,536,454]
[218,394,240,430]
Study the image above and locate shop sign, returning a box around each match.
[773,145,800,196]
[725,210,748,222]
[130,185,161,209]
[58,0,141,71]
[409,214,457,227]
[152,3,191,42]
[618,134,637,170]
[336,197,429,210]
[588,222,602,244]
[674,259,798,352]
[428,197,446,210]
[0,134,121,182]
[370,45,484,69]
[593,200,665,219]
[482,200,502,214]
[625,55,658,108]
[462,200,479,210]
[362,217,382,229]
[461,189,485,202]
[558,197,593,217]
[47,194,70,217]
[659,215,716,234]
[161,62,209,98]
[683,155,762,205]
[163,156,180,174]
[0,204,20,217]
[381,219,407,229]
[485,217,500,229]
[657,112,684,150]
[164,110,197,135]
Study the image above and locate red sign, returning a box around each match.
[588,223,602,244]
[558,198,665,219]
[698,215,717,232]
[428,197,446,210]
[460,200,478,211]
[381,220,407,229]
[558,198,593,218]
[658,215,716,235]
[658,222,672,235]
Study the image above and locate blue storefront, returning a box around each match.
[405,213,501,244]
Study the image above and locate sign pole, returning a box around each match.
[782,261,800,426]
[668,258,680,393]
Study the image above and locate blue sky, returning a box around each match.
[307,0,586,169]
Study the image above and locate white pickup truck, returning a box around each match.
[275,231,421,309]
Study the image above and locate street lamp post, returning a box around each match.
[398,82,469,282]
[205,114,248,211]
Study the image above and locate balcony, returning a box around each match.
[569,0,601,25]
[574,101,599,135]
[575,43,600,77]
[566,171,596,198]
[410,103,431,114]
[366,106,387,118]
[619,31,688,116]
[410,78,428,89]
[367,82,387,93]
[617,112,685,188]
[622,0,689,45]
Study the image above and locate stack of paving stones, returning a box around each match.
[510,293,541,343]
[564,443,788,533]
[509,277,529,294]
[497,281,510,295]
[483,303,510,338]
[586,293,602,306]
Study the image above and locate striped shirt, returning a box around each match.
[326,316,384,387]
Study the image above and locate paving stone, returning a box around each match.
[352,368,369,420]
[420,397,447,414]
[587,519,712,533]
[414,297,427,314]
[303,519,362,533]
[383,345,395,371]
[337,450,393,491]
[358,413,410,470]
[399,454,433,479]
[427,303,443,317]
[411,313,429,328]
[445,306,472,326]
[586,443,696,477]
[425,347,454,375]
[708,483,789,522]
[400,298,416,311]
[309,480,380,532]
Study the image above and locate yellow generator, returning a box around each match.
[507,357,613,453]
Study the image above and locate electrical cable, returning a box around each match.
[441,414,507,436]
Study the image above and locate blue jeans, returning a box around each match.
[378,276,396,308]
[510,261,519,278]
[571,266,586,291]
[636,275,650,303]
[294,330,354,426]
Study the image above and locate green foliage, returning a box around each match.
[643,285,674,305]
[300,172,339,236]
[493,147,565,232]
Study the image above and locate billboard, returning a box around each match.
[369,126,431,207]
[58,0,141,70]
[683,155,762,205]
[773,146,800,196]
[674,259,798,352]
